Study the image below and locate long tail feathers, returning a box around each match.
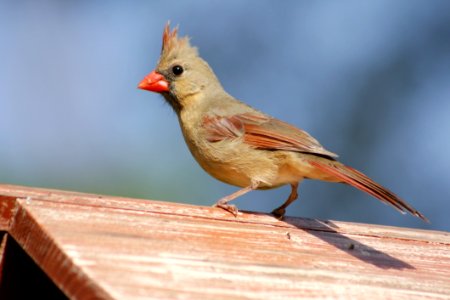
[309,161,429,222]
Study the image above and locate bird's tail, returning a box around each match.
[308,160,429,222]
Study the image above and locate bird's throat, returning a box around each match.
[162,92,182,113]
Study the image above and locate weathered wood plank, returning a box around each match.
[1,184,449,299]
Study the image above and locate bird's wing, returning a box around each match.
[202,112,338,158]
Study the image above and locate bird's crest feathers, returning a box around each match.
[160,22,198,62]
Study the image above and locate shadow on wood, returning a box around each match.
[284,218,413,269]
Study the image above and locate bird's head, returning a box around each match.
[138,23,222,113]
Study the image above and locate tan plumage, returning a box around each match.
[138,23,428,222]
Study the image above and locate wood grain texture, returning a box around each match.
[0,184,449,299]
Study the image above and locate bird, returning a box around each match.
[138,23,428,222]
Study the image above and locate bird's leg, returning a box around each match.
[214,181,259,216]
[271,182,299,220]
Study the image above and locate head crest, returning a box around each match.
[160,22,198,59]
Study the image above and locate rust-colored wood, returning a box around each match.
[0,184,449,299]
[0,196,16,230]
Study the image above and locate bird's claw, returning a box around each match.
[271,207,286,220]
[214,202,238,217]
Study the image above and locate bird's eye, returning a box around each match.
[172,65,184,76]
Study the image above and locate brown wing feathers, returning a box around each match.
[203,113,338,158]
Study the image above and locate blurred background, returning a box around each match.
[1,0,449,231]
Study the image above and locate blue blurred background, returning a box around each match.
[1,1,449,231]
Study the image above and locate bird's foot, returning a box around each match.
[213,202,238,217]
[271,207,286,220]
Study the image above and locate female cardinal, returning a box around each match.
[138,24,427,222]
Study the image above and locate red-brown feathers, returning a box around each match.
[203,115,244,142]
[162,23,179,53]
[308,160,429,222]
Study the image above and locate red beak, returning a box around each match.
[138,70,170,93]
